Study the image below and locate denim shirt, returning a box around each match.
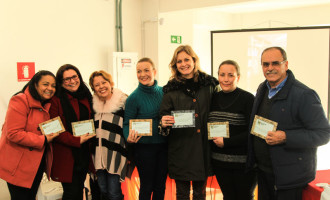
[266,75,288,99]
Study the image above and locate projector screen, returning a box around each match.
[211,26,330,115]
[211,26,330,170]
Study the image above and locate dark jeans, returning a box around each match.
[61,169,87,200]
[213,167,257,200]
[134,143,168,200]
[7,158,45,200]
[96,170,123,200]
[175,180,207,200]
[257,169,305,200]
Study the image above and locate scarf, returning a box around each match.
[59,87,92,172]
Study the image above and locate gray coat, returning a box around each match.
[247,70,330,189]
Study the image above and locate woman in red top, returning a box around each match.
[0,70,58,200]
[50,64,95,200]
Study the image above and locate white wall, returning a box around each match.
[141,0,159,79]
[158,10,195,86]
[0,0,142,128]
[122,0,142,54]
[158,10,235,85]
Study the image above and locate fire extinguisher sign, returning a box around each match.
[17,62,35,82]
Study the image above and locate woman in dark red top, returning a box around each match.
[50,64,95,200]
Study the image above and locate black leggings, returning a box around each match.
[61,170,87,200]
[175,180,207,200]
[213,167,257,200]
[134,143,168,200]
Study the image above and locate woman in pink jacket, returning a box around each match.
[0,70,59,200]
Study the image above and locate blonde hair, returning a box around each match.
[89,70,114,92]
[137,57,155,70]
[169,45,202,82]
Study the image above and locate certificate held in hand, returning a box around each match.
[251,115,278,139]
[72,119,96,136]
[39,116,65,135]
[129,119,152,136]
[171,110,195,128]
[207,122,229,140]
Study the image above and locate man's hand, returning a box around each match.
[266,130,286,145]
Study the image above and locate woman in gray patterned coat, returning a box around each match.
[89,70,128,200]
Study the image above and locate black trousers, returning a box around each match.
[257,169,305,200]
[175,180,207,200]
[134,143,168,200]
[7,156,45,200]
[61,169,87,200]
[213,167,257,200]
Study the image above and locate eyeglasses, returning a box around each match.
[63,75,79,83]
[262,60,286,67]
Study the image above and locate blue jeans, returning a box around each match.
[134,143,168,200]
[96,170,123,200]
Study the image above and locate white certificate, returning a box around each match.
[171,110,195,128]
[251,115,278,139]
[207,122,229,140]
[71,119,95,136]
[129,119,152,136]
[39,116,65,135]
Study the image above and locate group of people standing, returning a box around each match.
[0,45,329,200]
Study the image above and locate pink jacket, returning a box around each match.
[0,89,53,188]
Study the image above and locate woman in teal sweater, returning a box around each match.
[123,57,167,200]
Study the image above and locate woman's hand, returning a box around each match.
[80,133,96,144]
[213,137,224,148]
[127,130,141,143]
[161,115,175,128]
[45,132,59,143]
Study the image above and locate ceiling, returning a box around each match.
[211,0,330,13]
[158,0,330,13]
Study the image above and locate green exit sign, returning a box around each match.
[171,35,182,44]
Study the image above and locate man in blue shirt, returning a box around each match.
[247,46,330,200]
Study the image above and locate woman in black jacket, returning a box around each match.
[208,60,257,200]
[159,45,218,200]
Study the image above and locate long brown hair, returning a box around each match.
[169,45,202,82]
